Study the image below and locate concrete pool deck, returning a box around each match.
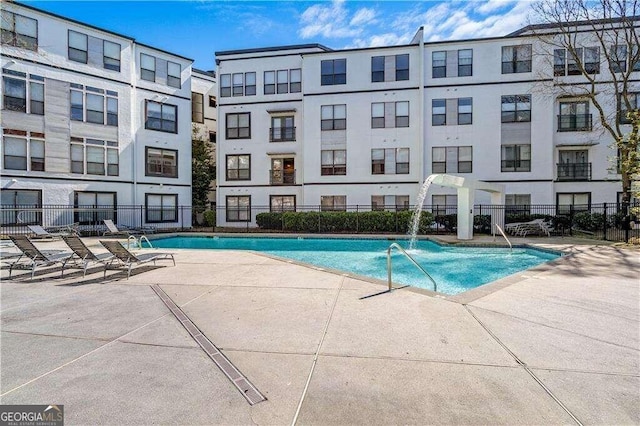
[0,236,638,424]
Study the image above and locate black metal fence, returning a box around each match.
[0,203,637,242]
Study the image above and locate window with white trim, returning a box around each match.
[140,53,156,81]
[167,61,181,88]
[2,68,44,115]
[68,30,87,63]
[70,136,119,176]
[1,11,38,51]
[70,84,118,126]
[103,40,121,71]
[2,129,44,171]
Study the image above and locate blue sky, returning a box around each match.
[26,1,533,69]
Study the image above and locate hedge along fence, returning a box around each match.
[256,211,435,234]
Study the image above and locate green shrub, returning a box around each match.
[435,214,457,232]
[255,210,434,234]
[473,215,492,234]
[203,210,216,227]
[573,212,605,232]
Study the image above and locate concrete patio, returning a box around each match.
[0,236,638,425]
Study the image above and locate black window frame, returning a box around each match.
[321,59,346,86]
[371,56,385,82]
[431,146,472,174]
[321,104,346,131]
[321,149,347,176]
[457,49,473,77]
[145,100,178,133]
[1,11,38,51]
[145,146,178,178]
[501,144,531,172]
[269,195,296,212]
[73,191,117,225]
[225,112,251,139]
[145,193,178,223]
[320,195,347,212]
[502,44,532,74]
[501,94,531,123]
[0,189,42,226]
[395,54,409,81]
[619,92,638,124]
[2,131,45,172]
[140,53,156,82]
[432,99,446,126]
[167,61,182,89]
[220,73,231,97]
[226,195,251,222]
[191,92,204,123]
[457,97,472,125]
[225,154,251,181]
[432,51,446,78]
[556,192,591,214]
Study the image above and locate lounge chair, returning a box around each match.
[61,235,114,277]
[100,240,175,279]
[7,235,72,279]
[102,219,156,237]
[505,219,551,237]
[27,224,77,239]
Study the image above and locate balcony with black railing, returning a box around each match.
[557,114,592,132]
[269,127,296,142]
[557,163,592,181]
[270,169,296,185]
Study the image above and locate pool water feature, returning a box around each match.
[147,237,559,295]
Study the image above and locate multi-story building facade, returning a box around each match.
[216,22,636,227]
[191,69,217,206]
[1,2,193,229]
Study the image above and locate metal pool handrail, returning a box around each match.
[126,235,154,250]
[387,243,437,292]
[493,223,513,253]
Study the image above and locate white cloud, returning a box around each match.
[299,0,362,39]
[350,8,377,27]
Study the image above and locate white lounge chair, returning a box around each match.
[100,240,174,279]
[27,224,77,239]
[102,219,155,237]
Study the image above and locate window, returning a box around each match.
[270,195,296,212]
[432,146,472,173]
[558,150,590,181]
[226,112,250,139]
[232,73,243,96]
[70,137,119,176]
[226,195,251,222]
[502,44,532,74]
[74,191,116,225]
[270,116,295,141]
[220,74,231,97]
[557,193,591,213]
[69,84,119,125]
[209,132,216,143]
[321,59,346,85]
[264,71,275,95]
[609,45,639,73]
[2,129,44,171]
[140,53,156,82]
[103,40,121,71]
[146,194,178,223]
[371,148,410,175]
[558,101,591,131]
[290,69,301,93]
[167,61,181,88]
[371,102,409,128]
[86,93,104,124]
[505,194,531,214]
[432,99,446,125]
[2,69,44,115]
[371,56,385,82]
[277,70,288,94]
[432,195,457,215]
[619,92,639,124]
[191,92,204,123]
[0,189,41,226]
[501,95,531,123]
[457,98,472,125]
[209,95,217,108]
[371,195,410,211]
[1,11,38,51]
[396,54,409,80]
[554,47,600,76]
[432,51,446,78]
[321,104,346,130]
[68,30,87,63]
[145,100,177,133]
[244,72,256,95]
[321,149,346,175]
[320,196,346,211]
[145,147,177,178]
[501,144,531,172]
[226,154,250,180]
[458,49,473,76]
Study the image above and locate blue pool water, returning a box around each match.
[147,236,560,295]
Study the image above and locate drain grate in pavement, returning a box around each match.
[151,284,267,405]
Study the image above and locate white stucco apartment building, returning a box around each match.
[1,1,193,229]
[215,21,636,227]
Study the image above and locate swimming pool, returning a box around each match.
[147,236,560,295]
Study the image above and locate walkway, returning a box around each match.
[0,237,638,424]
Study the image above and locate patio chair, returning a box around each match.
[7,235,72,279]
[100,240,175,279]
[102,219,156,237]
[61,235,115,277]
[27,224,77,239]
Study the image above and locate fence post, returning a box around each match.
[356,205,359,234]
[318,205,321,233]
[603,203,608,241]
[140,205,143,228]
[624,202,630,243]
[569,204,574,236]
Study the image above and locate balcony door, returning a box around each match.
[271,158,295,184]
[558,150,589,180]
[559,101,590,131]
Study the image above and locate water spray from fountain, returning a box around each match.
[408,174,438,250]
